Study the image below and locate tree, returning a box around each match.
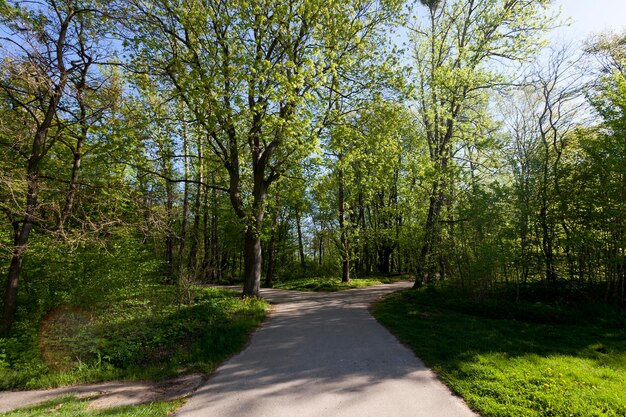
[502,87,543,285]
[121,0,403,296]
[340,102,413,275]
[0,0,109,333]
[581,31,626,299]
[533,46,586,284]
[410,0,554,287]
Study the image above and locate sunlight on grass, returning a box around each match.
[373,289,626,417]
[270,275,409,291]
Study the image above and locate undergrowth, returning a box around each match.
[0,237,267,390]
[0,285,267,390]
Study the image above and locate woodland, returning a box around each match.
[0,0,625,404]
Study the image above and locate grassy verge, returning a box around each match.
[0,285,267,390]
[0,395,183,417]
[270,275,409,291]
[372,287,626,417]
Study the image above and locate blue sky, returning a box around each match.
[553,0,626,40]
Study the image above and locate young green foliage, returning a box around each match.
[121,0,405,295]
[409,0,555,285]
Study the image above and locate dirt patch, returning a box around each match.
[0,374,205,413]
[87,373,203,409]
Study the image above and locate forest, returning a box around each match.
[2,0,626,325]
[0,0,625,404]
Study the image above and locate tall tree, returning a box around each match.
[582,31,626,299]
[533,47,585,284]
[410,0,554,286]
[0,0,107,332]
[122,0,403,296]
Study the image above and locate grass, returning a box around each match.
[372,286,626,417]
[0,285,268,390]
[270,275,409,291]
[0,395,183,417]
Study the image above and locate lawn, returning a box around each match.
[372,287,626,417]
[270,275,409,291]
[0,285,268,390]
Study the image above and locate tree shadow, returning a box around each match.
[373,289,626,377]
[177,282,476,417]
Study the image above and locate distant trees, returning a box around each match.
[319,102,414,278]
[409,0,554,287]
[580,33,626,299]
[439,36,626,301]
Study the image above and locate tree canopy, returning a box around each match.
[1,0,625,335]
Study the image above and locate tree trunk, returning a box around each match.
[177,130,190,276]
[318,233,323,266]
[520,198,530,285]
[239,160,269,296]
[342,256,350,283]
[295,209,305,268]
[243,226,262,295]
[211,189,220,281]
[165,177,174,279]
[60,60,91,230]
[338,164,350,283]
[187,183,202,274]
[265,206,279,287]
[540,204,556,284]
[378,247,393,274]
[414,187,443,287]
[2,132,43,333]
[202,173,220,282]
[201,177,211,280]
[188,139,203,275]
[59,136,83,229]
[2,220,34,333]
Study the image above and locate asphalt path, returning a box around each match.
[175,281,477,417]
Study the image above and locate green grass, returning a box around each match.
[372,287,626,417]
[270,275,409,291]
[0,395,183,417]
[0,285,268,390]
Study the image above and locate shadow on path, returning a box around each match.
[176,282,477,417]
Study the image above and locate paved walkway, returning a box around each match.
[175,282,477,417]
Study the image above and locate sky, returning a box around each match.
[552,0,626,41]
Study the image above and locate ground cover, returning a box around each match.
[0,286,267,390]
[372,286,626,417]
[270,275,409,291]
